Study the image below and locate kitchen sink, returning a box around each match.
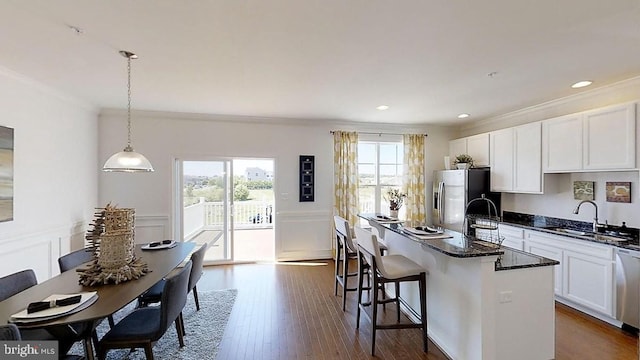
[545,227,631,244]
[552,228,589,236]
[593,234,629,243]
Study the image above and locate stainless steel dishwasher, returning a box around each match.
[615,247,640,329]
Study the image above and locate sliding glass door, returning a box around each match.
[176,158,275,264]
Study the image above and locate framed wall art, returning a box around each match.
[0,125,13,222]
[573,181,594,201]
[606,182,631,203]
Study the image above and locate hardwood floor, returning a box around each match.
[198,260,638,360]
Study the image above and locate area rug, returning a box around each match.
[69,289,237,360]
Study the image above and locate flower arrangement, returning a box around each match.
[385,188,407,210]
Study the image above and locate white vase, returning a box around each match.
[456,163,470,170]
[389,209,399,218]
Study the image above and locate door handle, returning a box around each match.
[439,182,445,224]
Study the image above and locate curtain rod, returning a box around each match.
[330,130,428,137]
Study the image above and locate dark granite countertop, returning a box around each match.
[359,213,559,271]
[502,211,640,252]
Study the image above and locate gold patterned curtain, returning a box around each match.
[333,131,359,226]
[403,134,426,223]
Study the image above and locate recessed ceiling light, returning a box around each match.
[458,113,470,119]
[376,105,389,111]
[571,80,593,88]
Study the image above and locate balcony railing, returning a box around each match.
[183,198,273,240]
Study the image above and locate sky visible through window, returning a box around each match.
[183,159,274,178]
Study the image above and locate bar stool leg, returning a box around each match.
[419,272,428,352]
[341,245,349,311]
[371,265,379,356]
[395,280,401,322]
[356,252,365,329]
[334,237,342,296]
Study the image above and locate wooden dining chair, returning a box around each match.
[98,261,193,360]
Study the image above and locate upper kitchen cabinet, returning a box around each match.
[449,133,490,167]
[490,122,543,193]
[543,102,637,172]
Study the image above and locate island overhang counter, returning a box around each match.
[359,214,559,360]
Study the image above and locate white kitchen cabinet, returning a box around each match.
[449,133,490,167]
[563,250,615,317]
[489,128,513,191]
[490,122,542,193]
[449,138,466,163]
[583,103,636,170]
[524,229,615,317]
[543,102,636,172]
[498,224,525,251]
[513,122,542,192]
[525,232,564,295]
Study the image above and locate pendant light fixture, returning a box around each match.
[103,50,154,172]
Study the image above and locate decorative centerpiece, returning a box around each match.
[385,188,407,218]
[78,203,148,286]
[453,154,474,169]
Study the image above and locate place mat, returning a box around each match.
[412,233,453,240]
[373,215,402,224]
[403,226,443,236]
[10,291,98,323]
[141,240,178,250]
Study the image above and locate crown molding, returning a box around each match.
[460,75,640,133]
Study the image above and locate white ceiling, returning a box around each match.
[1,0,640,125]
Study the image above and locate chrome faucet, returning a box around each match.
[573,200,600,232]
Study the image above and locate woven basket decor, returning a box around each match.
[78,204,148,286]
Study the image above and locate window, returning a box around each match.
[358,138,403,216]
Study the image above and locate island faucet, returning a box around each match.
[572,200,601,232]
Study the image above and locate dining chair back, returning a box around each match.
[0,324,21,340]
[187,243,208,311]
[0,269,91,358]
[58,248,94,273]
[138,243,208,310]
[0,269,37,301]
[98,261,193,360]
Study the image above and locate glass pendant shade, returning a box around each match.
[102,50,154,173]
[103,145,154,172]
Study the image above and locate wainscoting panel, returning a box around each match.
[276,210,332,261]
[0,222,86,281]
[135,215,170,244]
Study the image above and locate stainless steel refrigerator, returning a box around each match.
[432,168,500,232]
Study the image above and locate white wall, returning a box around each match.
[0,67,99,281]
[98,111,451,260]
[456,77,640,228]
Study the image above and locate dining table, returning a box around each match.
[0,241,196,360]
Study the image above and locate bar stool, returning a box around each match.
[354,225,428,356]
[333,215,361,311]
[333,215,387,311]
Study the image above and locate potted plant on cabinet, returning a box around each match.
[453,154,474,170]
[385,188,407,218]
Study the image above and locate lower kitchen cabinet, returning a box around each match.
[563,250,614,317]
[525,235,563,295]
[524,229,615,318]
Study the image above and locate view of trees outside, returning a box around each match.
[183,160,274,207]
[357,141,403,213]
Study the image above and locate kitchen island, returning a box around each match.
[360,214,559,360]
